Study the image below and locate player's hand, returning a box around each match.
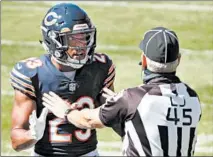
[42,92,70,119]
[29,107,48,141]
[69,102,78,110]
[102,87,116,100]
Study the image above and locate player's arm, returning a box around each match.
[10,59,48,151]
[42,92,104,129]
[42,89,129,130]
[11,90,37,151]
[11,90,48,151]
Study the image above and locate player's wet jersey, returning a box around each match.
[10,53,115,156]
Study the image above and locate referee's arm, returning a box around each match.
[66,107,105,129]
[66,90,129,129]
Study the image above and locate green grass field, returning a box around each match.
[1,1,213,156]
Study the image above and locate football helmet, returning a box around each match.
[41,3,96,69]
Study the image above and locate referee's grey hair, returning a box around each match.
[146,56,179,73]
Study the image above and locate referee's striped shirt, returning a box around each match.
[100,75,201,156]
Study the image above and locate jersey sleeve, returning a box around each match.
[10,58,39,100]
[99,89,130,127]
[93,53,116,106]
[101,54,116,89]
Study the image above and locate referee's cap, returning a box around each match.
[139,27,180,73]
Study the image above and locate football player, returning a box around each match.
[10,3,115,156]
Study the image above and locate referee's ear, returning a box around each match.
[141,54,147,70]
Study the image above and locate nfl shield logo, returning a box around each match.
[69,82,77,92]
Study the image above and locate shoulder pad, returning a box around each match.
[14,57,42,77]
[10,57,43,99]
[93,53,111,64]
[94,53,116,89]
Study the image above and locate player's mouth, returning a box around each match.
[72,52,86,60]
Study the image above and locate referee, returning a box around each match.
[43,27,202,156]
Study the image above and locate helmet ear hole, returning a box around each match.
[54,51,62,58]
[54,50,67,59]
[48,30,58,39]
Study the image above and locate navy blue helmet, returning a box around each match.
[41,3,96,69]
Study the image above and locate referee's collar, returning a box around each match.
[144,70,181,84]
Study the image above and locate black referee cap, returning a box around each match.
[139,27,179,64]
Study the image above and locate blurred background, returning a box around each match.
[1,1,213,156]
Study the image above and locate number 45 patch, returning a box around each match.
[166,97,192,126]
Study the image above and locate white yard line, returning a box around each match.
[2,40,40,47]
[197,134,213,146]
[196,147,213,154]
[3,1,213,12]
[2,6,48,11]
[2,39,213,54]
[1,90,14,96]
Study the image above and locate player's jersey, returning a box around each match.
[100,75,201,156]
[10,53,115,156]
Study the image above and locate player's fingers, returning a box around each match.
[103,87,116,96]
[42,102,53,111]
[29,114,32,120]
[42,96,54,107]
[70,103,78,109]
[29,118,36,127]
[102,93,112,99]
[29,125,35,135]
[39,107,49,121]
[29,115,33,125]
[49,91,62,101]
[29,110,36,124]
[32,110,37,119]
[43,93,57,102]
[48,92,66,107]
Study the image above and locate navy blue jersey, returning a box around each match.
[10,53,115,156]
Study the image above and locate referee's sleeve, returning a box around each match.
[99,90,129,127]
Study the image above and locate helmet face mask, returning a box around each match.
[41,3,96,69]
[55,27,96,68]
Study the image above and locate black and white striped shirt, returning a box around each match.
[99,75,201,156]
